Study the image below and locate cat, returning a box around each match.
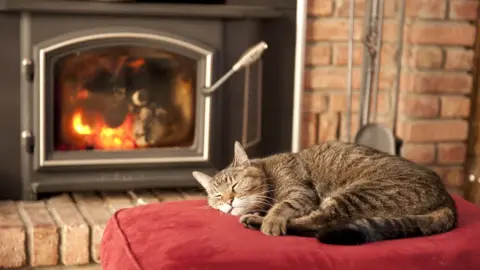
[192,141,457,245]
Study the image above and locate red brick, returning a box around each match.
[306,67,396,90]
[18,201,59,267]
[401,72,472,94]
[72,192,112,263]
[302,92,328,112]
[318,112,339,142]
[303,69,313,89]
[405,46,443,69]
[407,21,476,46]
[305,68,361,89]
[400,143,436,164]
[445,48,474,71]
[440,96,471,117]
[101,191,134,214]
[378,44,398,67]
[397,119,468,142]
[127,190,160,206]
[329,91,389,115]
[334,43,397,67]
[381,20,400,43]
[373,69,397,90]
[431,166,465,188]
[305,43,331,65]
[47,194,89,266]
[307,19,363,41]
[449,0,478,20]
[333,43,362,66]
[301,113,318,148]
[438,143,467,164]
[336,0,397,18]
[399,94,439,118]
[406,0,446,19]
[308,0,334,16]
[0,201,26,268]
[308,18,399,42]
[153,189,186,201]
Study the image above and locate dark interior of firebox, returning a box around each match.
[53,46,196,151]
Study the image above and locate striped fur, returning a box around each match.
[192,141,457,245]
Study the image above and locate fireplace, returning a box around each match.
[34,29,212,169]
[0,0,303,200]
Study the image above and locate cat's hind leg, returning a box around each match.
[285,210,332,236]
[285,194,366,236]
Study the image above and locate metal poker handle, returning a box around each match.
[202,41,268,96]
[345,0,355,142]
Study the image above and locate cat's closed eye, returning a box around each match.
[231,182,239,191]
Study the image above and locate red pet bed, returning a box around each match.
[101,195,480,270]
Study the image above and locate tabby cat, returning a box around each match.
[192,141,457,245]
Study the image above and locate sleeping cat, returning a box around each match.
[192,141,457,245]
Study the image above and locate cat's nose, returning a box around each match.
[226,199,233,205]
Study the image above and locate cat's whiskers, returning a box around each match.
[250,199,275,209]
[252,194,275,201]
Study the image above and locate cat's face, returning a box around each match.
[192,142,269,216]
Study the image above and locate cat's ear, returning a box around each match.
[233,141,251,166]
[192,171,214,191]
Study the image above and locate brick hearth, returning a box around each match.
[0,189,206,268]
[302,0,478,196]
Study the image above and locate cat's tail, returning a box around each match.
[316,206,457,245]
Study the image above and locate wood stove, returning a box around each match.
[0,0,303,200]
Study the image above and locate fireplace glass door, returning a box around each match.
[33,30,213,169]
[53,46,196,151]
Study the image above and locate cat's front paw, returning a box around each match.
[261,216,287,236]
[240,213,263,230]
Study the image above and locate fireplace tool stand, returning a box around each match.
[346,0,405,155]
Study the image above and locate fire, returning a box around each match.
[71,109,136,150]
[72,111,93,135]
[128,58,145,71]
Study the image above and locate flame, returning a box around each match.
[72,111,92,135]
[71,109,136,150]
[128,58,145,71]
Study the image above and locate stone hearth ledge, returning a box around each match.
[0,189,206,268]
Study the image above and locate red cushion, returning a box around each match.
[100,196,480,270]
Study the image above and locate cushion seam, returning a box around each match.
[111,209,144,270]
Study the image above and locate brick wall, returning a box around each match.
[302,0,478,194]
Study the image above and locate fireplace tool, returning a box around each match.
[351,0,404,155]
[202,41,268,95]
[345,0,355,143]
